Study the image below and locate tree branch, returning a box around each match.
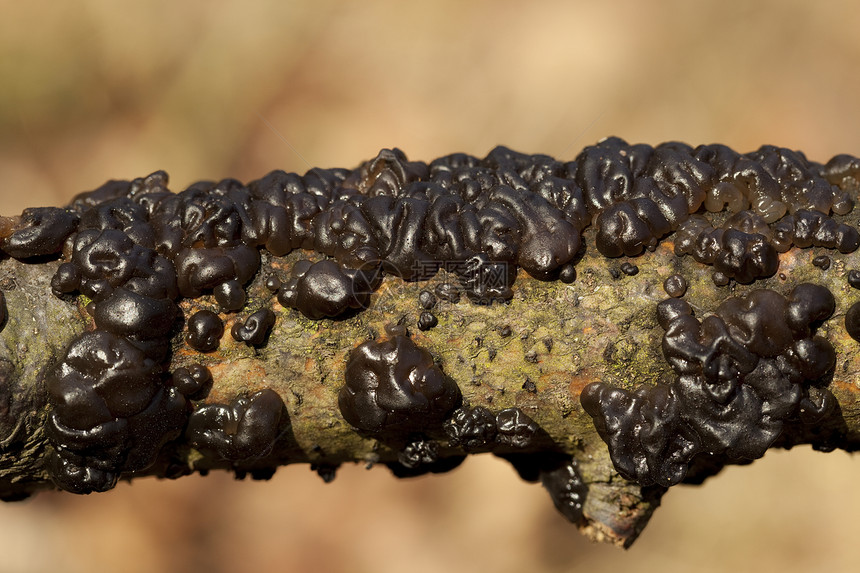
[2,141,860,548]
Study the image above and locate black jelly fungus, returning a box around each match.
[171,364,213,399]
[231,308,276,346]
[417,311,438,331]
[582,283,838,487]
[540,458,588,524]
[443,406,498,449]
[849,270,860,289]
[620,262,639,276]
[0,291,5,331]
[663,274,687,298]
[812,255,831,270]
[846,302,860,342]
[338,333,461,433]
[398,437,439,469]
[495,408,539,448]
[214,280,247,312]
[265,275,282,292]
[186,389,286,461]
[46,331,187,493]
[558,263,576,283]
[186,310,224,352]
[418,289,437,310]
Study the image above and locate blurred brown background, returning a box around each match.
[2,0,860,571]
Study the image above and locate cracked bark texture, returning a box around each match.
[4,226,860,546]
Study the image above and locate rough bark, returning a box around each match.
[3,225,860,547]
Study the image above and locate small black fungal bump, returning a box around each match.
[171,364,213,400]
[522,378,537,393]
[443,406,497,449]
[558,263,576,284]
[311,463,340,483]
[620,262,639,276]
[214,279,247,312]
[277,259,377,319]
[848,270,860,289]
[264,275,282,292]
[418,289,437,310]
[495,407,540,448]
[338,333,461,434]
[812,255,831,270]
[385,455,466,478]
[186,310,224,353]
[663,274,687,298]
[499,325,512,338]
[417,311,438,331]
[186,389,286,462]
[397,436,439,469]
[0,291,6,332]
[540,458,588,524]
[846,302,860,342]
[231,308,276,346]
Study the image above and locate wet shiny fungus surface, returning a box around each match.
[582,283,838,486]
[338,334,461,434]
[0,137,858,495]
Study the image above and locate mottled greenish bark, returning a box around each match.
[3,230,860,547]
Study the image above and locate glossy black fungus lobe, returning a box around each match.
[231,308,276,346]
[186,389,286,461]
[443,406,498,449]
[338,334,461,433]
[398,437,439,469]
[582,283,837,487]
[171,364,213,399]
[46,331,187,493]
[5,138,856,495]
[186,310,224,353]
[495,407,540,448]
[848,270,860,289]
[540,458,588,524]
[277,260,376,319]
[846,302,860,342]
[812,255,831,270]
[417,311,438,331]
[418,289,436,310]
[663,274,687,298]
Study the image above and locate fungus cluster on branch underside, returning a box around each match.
[1,137,860,546]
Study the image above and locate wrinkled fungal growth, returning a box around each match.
[231,308,276,346]
[540,458,588,524]
[582,283,838,487]
[338,333,461,433]
[186,389,286,462]
[495,407,541,448]
[444,406,498,449]
[0,137,858,496]
[46,331,187,493]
